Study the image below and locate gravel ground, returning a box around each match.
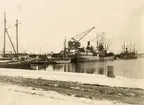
[0,75,144,105]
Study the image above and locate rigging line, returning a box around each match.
[5,29,17,54]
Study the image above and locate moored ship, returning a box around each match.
[0,12,32,69]
[50,39,71,64]
[115,41,137,60]
[70,42,114,62]
[66,27,114,62]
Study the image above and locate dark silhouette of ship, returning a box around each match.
[115,41,137,60]
[66,27,114,62]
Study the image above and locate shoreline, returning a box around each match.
[0,68,144,104]
[0,68,144,89]
[0,75,144,104]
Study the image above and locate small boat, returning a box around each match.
[50,38,71,64]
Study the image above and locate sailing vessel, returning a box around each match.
[0,12,31,69]
[0,60,31,69]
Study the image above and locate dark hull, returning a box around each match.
[115,54,137,60]
[31,61,49,64]
[71,55,114,63]
[0,61,31,69]
[54,59,71,64]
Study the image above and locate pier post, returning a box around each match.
[107,66,115,78]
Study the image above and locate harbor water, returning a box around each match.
[31,58,144,79]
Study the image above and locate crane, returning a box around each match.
[71,27,95,42]
[68,27,95,49]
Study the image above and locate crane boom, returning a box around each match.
[68,27,95,49]
[71,27,95,42]
[78,27,95,42]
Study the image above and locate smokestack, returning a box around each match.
[87,41,90,46]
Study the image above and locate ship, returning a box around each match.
[115,41,137,60]
[0,60,31,69]
[50,52,71,64]
[0,12,31,69]
[50,39,71,64]
[70,41,114,62]
[66,27,115,62]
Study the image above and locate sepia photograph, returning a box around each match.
[0,0,144,105]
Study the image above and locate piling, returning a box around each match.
[107,66,115,78]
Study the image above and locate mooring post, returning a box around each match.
[107,66,115,78]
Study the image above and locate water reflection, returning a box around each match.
[30,64,48,70]
[31,61,115,78]
[97,68,105,75]
[30,58,144,79]
[52,64,63,70]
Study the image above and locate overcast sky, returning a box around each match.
[0,0,144,54]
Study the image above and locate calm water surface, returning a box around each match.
[31,58,144,79]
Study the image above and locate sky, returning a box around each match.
[0,0,144,54]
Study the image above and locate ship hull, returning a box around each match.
[0,61,31,69]
[71,55,114,62]
[55,59,71,64]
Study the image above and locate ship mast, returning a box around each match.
[130,41,131,53]
[16,19,19,54]
[63,38,66,58]
[123,41,126,53]
[96,32,100,51]
[3,12,6,55]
